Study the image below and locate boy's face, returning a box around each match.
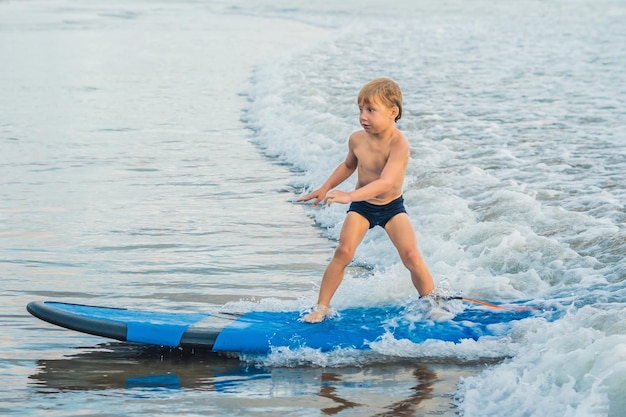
[358,96,398,134]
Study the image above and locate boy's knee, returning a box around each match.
[400,249,422,267]
[333,245,355,265]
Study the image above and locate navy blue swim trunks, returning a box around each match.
[348,196,407,229]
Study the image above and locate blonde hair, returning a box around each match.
[357,78,403,122]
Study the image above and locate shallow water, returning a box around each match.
[21,343,480,416]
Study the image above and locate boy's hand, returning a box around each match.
[297,189,352,206]
[323,190,352,206]
[297,189,327,207]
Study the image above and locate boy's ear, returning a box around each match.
[391,106,399,119]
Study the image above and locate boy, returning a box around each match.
[298,78,435,323]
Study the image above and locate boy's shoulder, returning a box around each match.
[348,129,366,147]
[349,127,407,144]
[349,129,366,140]
[349,127,404,139]
[348,129,409,161]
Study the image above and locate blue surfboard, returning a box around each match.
[27,300,540,354]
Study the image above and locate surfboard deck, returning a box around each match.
[27,300,538,354]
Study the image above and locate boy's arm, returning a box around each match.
[297,140,358,206]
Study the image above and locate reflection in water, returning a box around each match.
[29,343,464,414]
[318,365,439,416]
[372,366,437,417]
[29,343,241,391]
[319,372,361,415]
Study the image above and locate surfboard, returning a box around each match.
[27,300,542,354]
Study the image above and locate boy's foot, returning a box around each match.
[303,304,332,323]
[420,288,463,321]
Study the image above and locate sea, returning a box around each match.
[1,0,624,416]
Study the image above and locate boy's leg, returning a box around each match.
[303,212,370,323]
[384,213,435,296]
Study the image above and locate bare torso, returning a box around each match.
[349,128,409,205]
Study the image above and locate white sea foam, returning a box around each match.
[458,306,626,416]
